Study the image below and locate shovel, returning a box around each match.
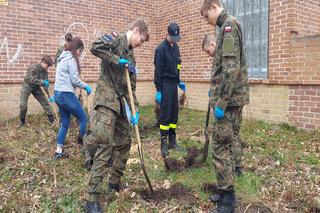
[124,67,154,194]
[201,102,211,163]
[40,86,59,124]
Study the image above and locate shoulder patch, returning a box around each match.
[102,34,113,42]
[111,31,118,38]
[224,26,232,33]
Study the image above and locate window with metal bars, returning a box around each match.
[221,0,269,79]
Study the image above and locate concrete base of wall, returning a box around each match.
[1,81,319,129]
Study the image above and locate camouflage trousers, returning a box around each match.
[232,107,245,168]
[19,83,53,118]
[211,106,243,190]
[85,106,131,202]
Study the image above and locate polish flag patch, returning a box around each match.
[111,31,118,38]
[224,26,232,32]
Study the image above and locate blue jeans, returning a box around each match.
[54,91,87,146]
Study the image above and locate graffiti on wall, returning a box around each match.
[0,37,23,63]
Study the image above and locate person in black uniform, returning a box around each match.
[154,23,187,158]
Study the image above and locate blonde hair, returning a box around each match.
[202,33,216,50]
[129,19,150,42]
[200,0,223,16]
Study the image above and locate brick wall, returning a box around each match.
[1,0,320,129]
[289,85,320,129]
[289,35,320,83]
[158,0,213,83]
[0,0,159,84]
[258,0,320,84]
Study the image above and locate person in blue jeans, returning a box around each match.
[52,37,92,159]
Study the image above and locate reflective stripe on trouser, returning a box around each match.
[211,106,242,190]
[86,106,131,202]
[159,82,178,137]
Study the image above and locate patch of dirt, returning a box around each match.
[203,182,219,194]
[139,183,197,204]
[235,202,273,213]
[165,146,205,171]
[0,148,11,163]
[164,157,185,172]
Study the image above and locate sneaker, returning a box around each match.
[54,152,69,159]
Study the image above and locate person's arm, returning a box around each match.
[90,35,121,65]
[154,46,164,91]
[24,65,45,86]
[215,23,241,111]
[69,59,87,89]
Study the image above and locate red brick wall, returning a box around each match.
[289,85,320,129]
[1,0,320,129]
[289,35,320,84]
[157,0,213,84]
[0,0,159,83]
[261,0,320,84]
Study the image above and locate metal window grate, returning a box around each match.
[221,0,269,79]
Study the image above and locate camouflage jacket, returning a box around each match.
[90,33,138,115]
[23,63,48,88]
[54,45,64,67]
[210,10,249,110]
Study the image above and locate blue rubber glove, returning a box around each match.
[48,97,55,103]
[214,106,224,120]
[178,81,186,92]
[131,112,139,126]
[43,80,50,88]
[85,85,92,95]
[128,64,137,74]
[155,91,161,103]
[118,58,129,65]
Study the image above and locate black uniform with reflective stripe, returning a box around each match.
[154,39,181,91]
[154,39,181,137]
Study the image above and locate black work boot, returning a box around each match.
[85,159,93,171]
[209,190,236,213]
[235,166,242,177]
[84,201,103,213]
[209,191,222,203]
[108,182,120,192]
[48,115,54,124]
[19,117,25,127]
[160,136,169,157]
[168,134,181,151]
[106,158,113,168]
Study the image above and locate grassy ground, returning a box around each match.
[0,105,319,212]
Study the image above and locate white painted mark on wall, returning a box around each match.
[61,22,90,60]
[0,37,23,63]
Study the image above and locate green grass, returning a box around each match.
[0,105,319,212]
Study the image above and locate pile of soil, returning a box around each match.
[139,183,197,204]
[164,146,204,171]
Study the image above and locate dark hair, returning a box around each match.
[200,0,222,16]
[129,19,150,42]
[41,55,53,66]
[202,33,216,50]
[65,37,84,73]
[64,33,73,50]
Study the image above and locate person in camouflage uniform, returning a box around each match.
[54,33,73,67]
[84,19,150,213]
[19,55,54,127]
[201,1,249,212]
[202,33,245,178]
